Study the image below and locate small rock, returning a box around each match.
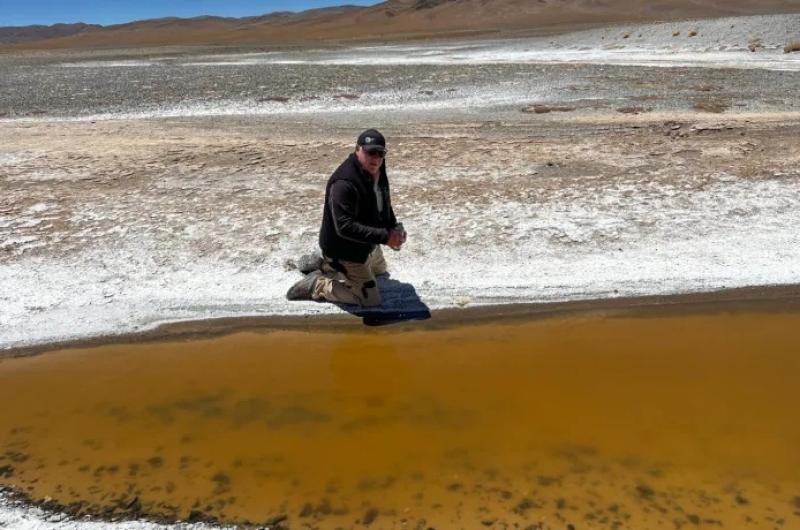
[259,96,290,103]
[513,497,541,514]
[734,494,749,505]
[186,510,205,522]
[522,104,575,114]
[362,507,379,525]
[636,484,655,499]
[125,497,141,513]
[316,499,333,515]
[617,106,649,114]
[265,514,288,526]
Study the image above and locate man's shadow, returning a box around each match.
[333,274,431,326]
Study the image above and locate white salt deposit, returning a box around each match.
[1,166,799,351]
[24,203,51,214]
[0,492,225,530]
[34,83,550,122]
[0,235,40,251]
[57,61,158,68]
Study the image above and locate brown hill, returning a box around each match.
[4,0,800,50]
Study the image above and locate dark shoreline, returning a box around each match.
[3,283,799,360]
[0,484,239,528]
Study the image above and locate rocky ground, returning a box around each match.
[541,13,800,51]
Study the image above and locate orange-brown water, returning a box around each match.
[1,311,800,529]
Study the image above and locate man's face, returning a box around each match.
[356,145,385,177]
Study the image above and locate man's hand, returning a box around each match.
[387,229,405,250]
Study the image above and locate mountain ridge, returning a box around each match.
[3,0,800,50]
[0,22,101,44]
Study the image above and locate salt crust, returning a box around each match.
[0,492,224,530]
[2,170,798,351]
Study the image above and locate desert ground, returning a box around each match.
[2,14,800,350]
[1,11,800,530]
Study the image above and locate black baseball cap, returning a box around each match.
[356,129,387,154]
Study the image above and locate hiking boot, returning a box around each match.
[286,271,322,301]
[297,251,323,274]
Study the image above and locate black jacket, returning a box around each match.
[319,153,398,263]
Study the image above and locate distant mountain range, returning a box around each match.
[0,22,100,44]
[3,0,800,49]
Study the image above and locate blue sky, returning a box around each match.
[0,1,381,27]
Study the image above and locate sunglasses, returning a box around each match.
[364,149,387,158]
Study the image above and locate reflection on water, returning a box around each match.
[1,312,799,528]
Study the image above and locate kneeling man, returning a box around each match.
[287,129,406,306]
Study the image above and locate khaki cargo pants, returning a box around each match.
[312,246,387,307]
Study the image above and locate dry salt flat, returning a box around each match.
[171,13,800,71]
[2,12,800,526]
[1,13,800,355]
[2,117,798,353]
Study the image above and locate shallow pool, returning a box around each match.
[1,311,799,528]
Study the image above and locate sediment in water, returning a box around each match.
[2,296,800,529]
